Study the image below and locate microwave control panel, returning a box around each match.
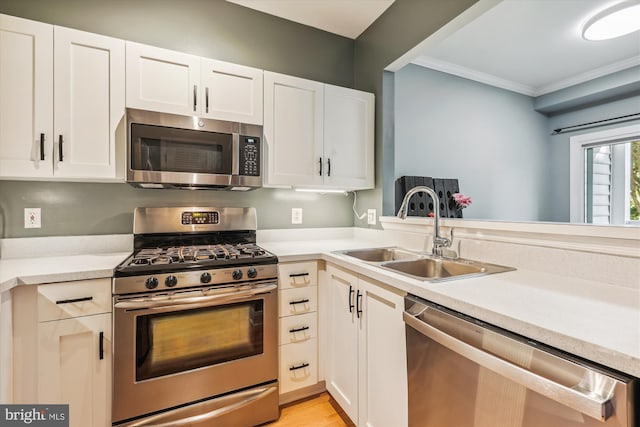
[240,136,260,176]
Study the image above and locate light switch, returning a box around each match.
[367,209,376,225]
[291,208,303,224]
[24,208,41,228]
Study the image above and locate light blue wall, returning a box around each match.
[394,65,550,221]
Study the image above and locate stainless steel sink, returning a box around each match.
[334,247,514,282]
[339,247,422,263]
[381,257,514,282]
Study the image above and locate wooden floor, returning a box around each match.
[264,393,355,427]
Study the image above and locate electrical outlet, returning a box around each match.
[24,208,41,229]
[291,208,303,224]
[367,209,376,225]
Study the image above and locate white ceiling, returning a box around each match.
[410,0,640,97]
[225,0,395,39]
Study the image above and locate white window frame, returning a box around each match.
[569,124,640,223]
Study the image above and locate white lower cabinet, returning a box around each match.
[12,279,112,427]
[38,313,111,427]
[277,261,320,400]
[325,264,407,427]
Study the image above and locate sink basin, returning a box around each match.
[381,257,514,282]
[339,247,421,263]
[335,247,515,282]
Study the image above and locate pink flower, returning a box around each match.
[452,193,472,209]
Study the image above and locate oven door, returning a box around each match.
[112,281,278,424]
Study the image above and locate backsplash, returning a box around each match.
[379,217,640,291]
[0,181,354,238]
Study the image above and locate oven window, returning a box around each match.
[135,300,263,381]
[131,123,232,174]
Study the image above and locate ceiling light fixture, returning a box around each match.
[582,1,640,41]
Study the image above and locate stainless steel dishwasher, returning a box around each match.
[404,295,637,427]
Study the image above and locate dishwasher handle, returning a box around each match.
[403,309,614,422]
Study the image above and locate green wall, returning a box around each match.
[353,0,478,219]
[0,0,477,237]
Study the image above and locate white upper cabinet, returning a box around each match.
[0,14,124,181]
[126,42,263,124]
[323,84,374,190]
[126,42,201,117]
[264,71,324,187]
[0,14,53,177]
[263,72,374,190]
[201,58,263,124]
[54,27,124,179]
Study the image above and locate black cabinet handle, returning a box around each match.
[289,362,309,371]
[348,285,355,313]
[205,87,209,113]
[58,134,64,162]
[193,85,197,111]
[99,331,104,360]
[327,158,331,177]
[55,296,93,305]
[289,299,310,305]
[319,157,323,176]
[289,325,310,333]
[40,133,45,161]
[356,290,363,318]
[289,272,309,278]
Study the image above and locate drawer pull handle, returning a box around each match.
[99,331,104,360]
[289,362,310,371]
[289,325,310,333]
[289,272,309,278]
[56,296,93,305]
[289,299,310,306]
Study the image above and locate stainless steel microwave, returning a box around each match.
[126,108,262,190]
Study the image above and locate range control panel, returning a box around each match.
[181,211,220,225]
[240,136,260,176]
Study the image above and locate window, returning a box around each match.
[570,124,640,225]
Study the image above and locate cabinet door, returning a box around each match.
[38,313,111,427]
[358,278,407,427]
[323,84,374,190]
[264,71,324,187]
[126,42,201,116]
[325,266,358,424]
[0,14,53,178]
[200,58,263,124]
[54,27,124,179]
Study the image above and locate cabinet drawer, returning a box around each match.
[279,338,318,394]
[279,287,317,316]
[278,262,317,289]
[279,312,317,345]
[38,278,112,322]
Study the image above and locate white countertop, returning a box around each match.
[1,236,638,378]
[260,239,640,378]
[0,252,130,294]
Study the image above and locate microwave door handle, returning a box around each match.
[232,133,240,175]
[114,284,277,310]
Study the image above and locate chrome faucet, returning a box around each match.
[396,186,452,256]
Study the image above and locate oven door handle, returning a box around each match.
[124,385,277,427]
[114,284,277,310]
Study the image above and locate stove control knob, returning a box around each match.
[232,269,243,280]
[200,272,212,283]
[145,277,159,290]
[247,268,258,279]
[165,275,178,287]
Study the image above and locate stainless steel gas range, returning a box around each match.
[112,207,279,427]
